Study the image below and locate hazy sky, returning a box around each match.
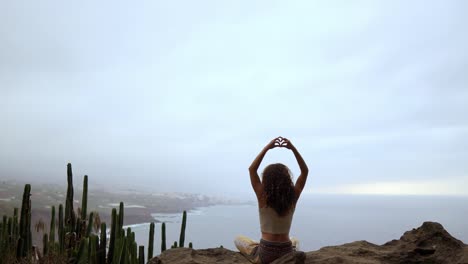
[1,1,467,197]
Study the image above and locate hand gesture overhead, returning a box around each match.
[266,136,295,149]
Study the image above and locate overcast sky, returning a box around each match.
[1,1,467,197]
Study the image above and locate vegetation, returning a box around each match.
[0,163,192,263]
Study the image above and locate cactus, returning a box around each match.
[161,222,166,252]
[126,227,137,263]
[49,206,56,248]
[108,208,117,263]
[131,240,138,264]
[179,210,187,247]
[75,237,89,264]
[112,232,126,264]
[118,202,124,236]
[86,212,94,237]
[3,164,190,264]
[43,233,48,256]
[81,175,88,220]
[98,223,106,264]
[65,163,76,234]
[13,208,19,242]
[148,222,154,259]
[7,216,13,245]
[88,234,98,264]
[58,204,64,253]
[17,184,31,259]
[139,245,145,264]
[0,215,10,258]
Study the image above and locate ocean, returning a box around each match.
[129,194,468,256]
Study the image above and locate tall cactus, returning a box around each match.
[118,202,124,236]
[112,232,126,264]
[17,184,31,259]
[138,245,145,264]
[107,208,117,263]
[75,237,89,264]
[1,215,9,258]
[58,204,64,253]
[43,233,48,256]
[81,175,88,220]
[49,206,56,248]
[12,208,19,247]
[161,222,166,252]
[88,234,98,264]
[3,164,193,264]
[148,222,154,259]
[86,212,94,237]
[98,223,106,264]
[179,210,187,247]
[65,163,76,233]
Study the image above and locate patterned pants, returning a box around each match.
[234,235,299,264]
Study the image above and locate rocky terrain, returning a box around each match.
[148,222,468,264]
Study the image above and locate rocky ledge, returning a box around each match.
[148,222,468,264]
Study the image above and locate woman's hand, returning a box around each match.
[266,137,282,150]
[281,138,295,150]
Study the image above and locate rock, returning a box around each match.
[148,248,251,264]
[149,222,468,264]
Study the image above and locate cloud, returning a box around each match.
[313,176,468,196]
[0,1,467,195]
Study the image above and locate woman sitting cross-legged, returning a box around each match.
[235,137,309,264]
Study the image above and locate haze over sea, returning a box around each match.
[130,194,468,255]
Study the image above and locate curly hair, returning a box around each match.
[262,163,296,216]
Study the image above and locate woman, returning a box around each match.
[235,137,309,263]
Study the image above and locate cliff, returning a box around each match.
[148,222,468,264]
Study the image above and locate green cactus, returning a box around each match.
[43,233,49,256]
[49,206,56,249]
[179,210,187,247]
[58,204,64,254]
[112,232,126,264]
[17,184,31,259]
[0,215,10,258]
[132,241,138,264]
[75,237,89,264]
[148,222,154,259]
[161,222,166,252]
[81,175,88,220]
[126,227,132,240]
[86,212,94,237]
[98,222,106,264]
[7,216,13,245]
[13,208,19,242]
[3,164,196,264]
[138,245,145,264]
[118,202,124,236]
[108,208,117,263]
[88,234,98,264]
[65,163,76,234]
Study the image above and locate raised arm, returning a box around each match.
[249,137,280,198]
[283,138,309,199]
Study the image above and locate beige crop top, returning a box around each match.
[259,206,295,234]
